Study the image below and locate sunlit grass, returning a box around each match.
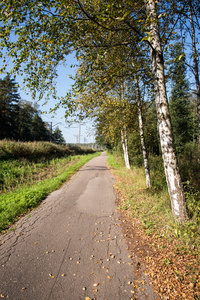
[0,156,78,193]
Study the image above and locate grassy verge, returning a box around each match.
[107,153,174,239]
[0,156,79,193]
[0,152,100,232]
[107,152,200,251]
[107,152,200,299]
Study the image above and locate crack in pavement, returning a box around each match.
[0,153,159,300]
[47,238,72,300]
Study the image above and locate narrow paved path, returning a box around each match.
[0,153,158,300]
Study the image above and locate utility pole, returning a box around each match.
[74,134,78,144]
[49,122,61,143]
[79,121,81,145]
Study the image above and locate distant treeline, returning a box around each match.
[0,75,65,144]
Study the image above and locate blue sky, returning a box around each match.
[1,53,95,144]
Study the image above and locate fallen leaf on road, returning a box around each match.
[61,274,66,277]
[49,274,54,278]
[93,283,99,287]
[85,297,91,300]
[93,289,98,292]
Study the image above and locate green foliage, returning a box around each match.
[127,130,143,166]
[0,76,66,143]
[31,112,50,141]
[0,75,20,139]
[143,103,160,155]
[148,155,168,192]
[179,142,200,190]
[0,0,199,224]
[0,152,100,231]
[184,183,200,220]
[51,126,66,145]
[169,42,193,153]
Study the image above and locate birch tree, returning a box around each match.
[0,0,191,221]
[135,76,151,188]
[145,0,186,222]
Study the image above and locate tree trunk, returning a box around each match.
[121,127,130,170]
[189,0,200,149]
[120,80,130,170]
[145,0,187,222]
[135,77,151,188]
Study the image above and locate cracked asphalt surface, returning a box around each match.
[0,152,158,300]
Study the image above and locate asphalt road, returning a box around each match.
[0,152,158,300]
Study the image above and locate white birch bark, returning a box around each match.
[189,1,200,148]
[120,81,130,170]
[121,127,130,169]
[145,0,186,222]
[135,77,151,188]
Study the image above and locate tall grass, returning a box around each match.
[0,156,77,193]
[0,139,94,160]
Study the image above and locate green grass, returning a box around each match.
[0,152,100,231]
[107,152,200,253]
[0,156,79,193]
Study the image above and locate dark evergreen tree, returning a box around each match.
[31,113,51,141]
[16,101,52,142]
[16,100,36,141]
[169,42,193,153]
[0,77,57,142]
[144,103,160,156]
[0,75,20,139]
[52,127,66,145]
